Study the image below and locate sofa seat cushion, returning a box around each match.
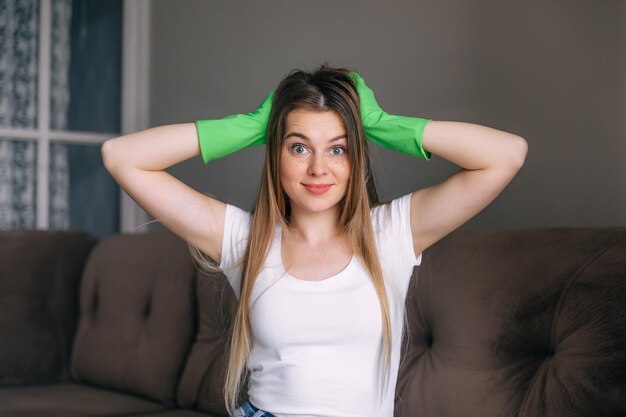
[136,411,218,417]
[0,382,167,416]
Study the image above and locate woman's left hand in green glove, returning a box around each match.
[348,71,432,160]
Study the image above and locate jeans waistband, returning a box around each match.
[240,399,276,417]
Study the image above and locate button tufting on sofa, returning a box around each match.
[144,302,152,318]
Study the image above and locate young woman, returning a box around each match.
[102,65,527,417]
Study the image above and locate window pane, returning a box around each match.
[0,0,39,129]
[48,142,119,240]
[49,0,71,131]
[0,139,37,229]
[54,0,122,134]
[47,0,122,239]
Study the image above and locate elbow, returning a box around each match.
[101,138,120,171]
[509,136,528,169]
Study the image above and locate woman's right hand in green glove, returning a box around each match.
[195,89,275,164]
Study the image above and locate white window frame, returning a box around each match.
[0,0,150,234]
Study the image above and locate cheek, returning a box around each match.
[336,159,351,180]
[279,154,301,184]
[280,149,309,169]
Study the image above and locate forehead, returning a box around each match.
[285,108,345,134]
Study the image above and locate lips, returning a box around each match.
[303,183,332,194]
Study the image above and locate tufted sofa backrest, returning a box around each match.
[5,227,623,416]
[69,231,236,415]
[175,255,236,415]
[70,232,200,407]
[396,227,626,417]
[0,230,97,386]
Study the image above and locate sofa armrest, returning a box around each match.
[0,230,97,386]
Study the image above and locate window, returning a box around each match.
[0,0,150,239]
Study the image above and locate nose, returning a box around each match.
[307,153,328,176]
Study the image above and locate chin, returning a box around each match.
[293,191,346,212]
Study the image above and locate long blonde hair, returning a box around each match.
[190,64,401,415]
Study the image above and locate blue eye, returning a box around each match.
[289,144,347,156]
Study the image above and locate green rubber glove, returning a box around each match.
[195,90,275,164]
[195,72,431,164]
[348,72,432,160]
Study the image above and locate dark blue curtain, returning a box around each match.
[66,0,122,239]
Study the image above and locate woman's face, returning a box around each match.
[280,108,351,215]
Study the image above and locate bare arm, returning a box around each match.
[101,123,200,171]
[410,121,528,256]
[420,121,527,170]
[101,123,225,262]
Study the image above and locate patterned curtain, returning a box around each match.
[0,0,72,229]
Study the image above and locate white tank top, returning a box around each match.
[219,192,422,417]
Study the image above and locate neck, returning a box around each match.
[286,205,342,246]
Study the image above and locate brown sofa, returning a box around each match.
[1,227,625,417]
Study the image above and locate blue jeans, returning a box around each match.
[231,399,276,417]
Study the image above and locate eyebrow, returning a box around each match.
[284,132,347,142]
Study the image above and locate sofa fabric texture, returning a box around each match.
[0,227,624,417]
[0,230,97,386]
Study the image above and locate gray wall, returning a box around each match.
[148,0,625,231]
